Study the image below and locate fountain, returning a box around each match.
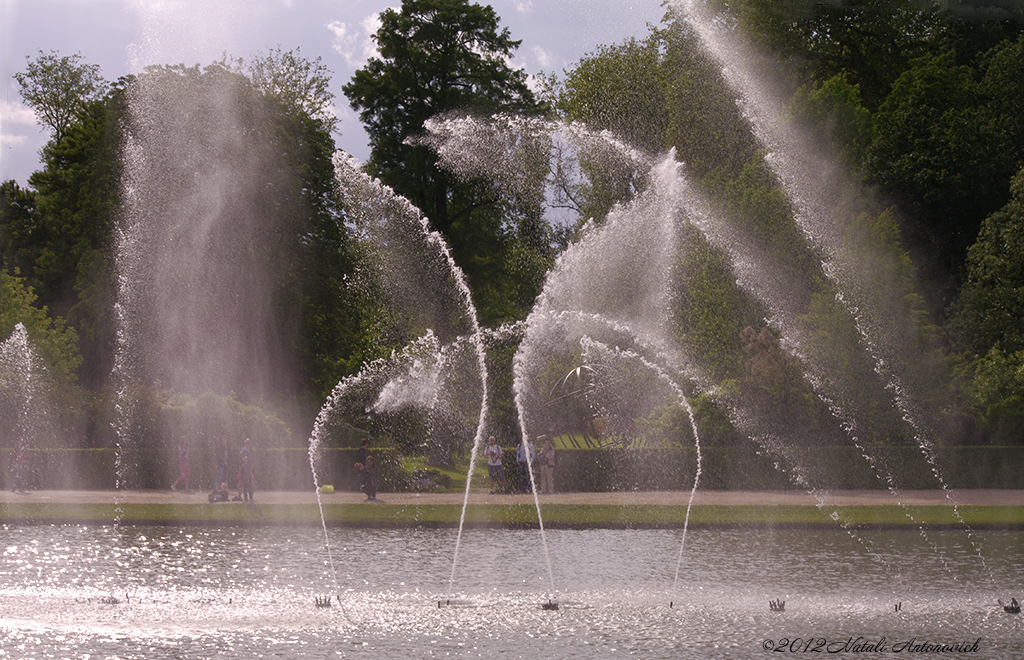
[3,1,1024,657]
[0,325,51,492]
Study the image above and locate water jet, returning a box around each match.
[3,2,1019,658]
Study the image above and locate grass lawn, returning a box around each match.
[401,455,486,492]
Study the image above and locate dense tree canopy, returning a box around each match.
[2,0,1024,451]
[344,0,549,327]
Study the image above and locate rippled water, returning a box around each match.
[1,525,1022,658]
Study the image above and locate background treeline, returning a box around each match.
[1,0,1022,466]
[551,0,1024,449]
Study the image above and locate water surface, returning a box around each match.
[1,525,1022,658]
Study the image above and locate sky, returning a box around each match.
[1,0,667,187]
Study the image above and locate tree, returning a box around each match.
[867,50,1009,294]
[14,50,109,144]
[0,272,82,391]
[246,47,338,133]
[952,346,1024,445]
[343,0,547,328]
[0,273,85,451]
[0,182,39,277]
[947,165,1024,356]
[721,0,938,110]
[20,95,121,390]
[558,36,669,155]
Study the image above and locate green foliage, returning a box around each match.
[558,36,669,155]
[0,272,81,387]
[245,46,337,132]
[26,97,120,388]
[948,166,1024,354]
[867,50,1009,277]
[660,15,761,180]
[952,347,1024,444]
[14,50,109,142]
[0,182,38,277]
[6,3,1024,454]
[159,390,293,447]
[673,227,762,382]
[344,0,541,212]
[0,273,85,450]
[790,73,873,168]
[726,0,940,109]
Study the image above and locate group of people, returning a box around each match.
[169,434,555,501]
[485,435,555,495]
[169,436,255,503]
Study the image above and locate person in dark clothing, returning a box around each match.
[352,438,370,491]
[358,455,378,501]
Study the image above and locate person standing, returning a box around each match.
[516,437,536,493]
[484,436,505,494]
[238,438,254,503]
[171,437,191,492]
[360,454,378,501]
[539,437,555,494]
[352,438,370,491]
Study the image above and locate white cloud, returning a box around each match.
[513,1,533,12]
[1,99,38,127]
[327,11,385,70]
[0,99,46,183]
[1,132,30,150]
[530,45,556,70]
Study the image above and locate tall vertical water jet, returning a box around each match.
[114,63,308,487]
[0,325,51,491]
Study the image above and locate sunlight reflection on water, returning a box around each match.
[1,525,1023,658]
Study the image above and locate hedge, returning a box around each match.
[0,447,404,492]
[3,446,1024,492]
[537,446,1024,491]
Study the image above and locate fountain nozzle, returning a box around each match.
[769,599,785,612]
[541,600,559,611]
[315,595,332,608]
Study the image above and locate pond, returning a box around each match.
[1,525,1022,658]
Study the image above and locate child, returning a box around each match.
[209,482,229,503]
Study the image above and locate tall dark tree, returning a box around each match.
[343,0,548,328]
[947,166,1024,356]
